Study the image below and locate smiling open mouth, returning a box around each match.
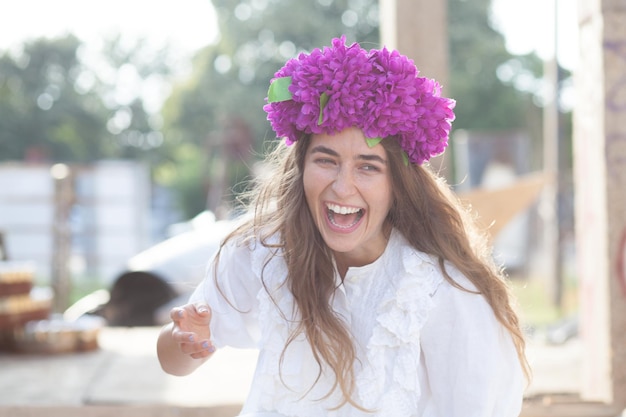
[326,203,364,229]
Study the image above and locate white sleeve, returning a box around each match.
[188,238,263,349]
[419,271,524,417]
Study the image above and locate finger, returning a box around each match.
[189,340,217,359]
[190,350,212,359]
[193,303,212,317]
[180,339,216,356]
[170,307,185,322]
[173,331,197,344]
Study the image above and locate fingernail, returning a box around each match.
[177,310,183,318]
[201,341,209,349]
[208,345,216,354]
[188,335,194,342]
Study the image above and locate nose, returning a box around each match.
[331,165,357,197]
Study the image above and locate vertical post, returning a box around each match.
[379,0,448,85]
[0,231,7,261]
[51,163,74,313]
[205,131,227,215]
[541,0,562,309]
[575,0,626,407]
[379,0,451,177]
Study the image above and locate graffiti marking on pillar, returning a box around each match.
[605,39,626,300]
[604,40,626,112]
[606,133,626,181]
[617,227,626,298]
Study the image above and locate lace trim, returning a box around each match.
[355,244,443,414]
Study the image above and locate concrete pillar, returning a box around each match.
[379,0,451,176]
[575,0,626,407]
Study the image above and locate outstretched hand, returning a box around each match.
[169,303,216,359]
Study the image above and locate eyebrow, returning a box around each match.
[309,145,387,164]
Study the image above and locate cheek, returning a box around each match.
[374,193,393,216]
[303,165,333,193]
[302,167,320,204]
[368,182,393,218]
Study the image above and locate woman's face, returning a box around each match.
[303,127,393,269]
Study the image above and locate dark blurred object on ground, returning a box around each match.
[84,214,237,326]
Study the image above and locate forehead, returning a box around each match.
[308,129,387,158]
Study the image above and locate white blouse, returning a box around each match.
[189,229,524,417]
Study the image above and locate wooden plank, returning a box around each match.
[0,405,242,417]
[521,399,624,417]
[458,171,549,240]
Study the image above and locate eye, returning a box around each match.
[314,157,336,166]
[361,163,382,172]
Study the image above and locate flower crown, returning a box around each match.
[263,36,456,165]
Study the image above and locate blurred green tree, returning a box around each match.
[0,35,174,164]
[0,35,113,161]
[449,0,541,131]
[450,0,571,164]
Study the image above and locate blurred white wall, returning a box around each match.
[0,160,151,285]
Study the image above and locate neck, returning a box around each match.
[334,230,392,279]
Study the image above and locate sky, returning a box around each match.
[491,0,578,70]
[0,0,219,58]
[0,0,578,115]
[0,0,220,112]
[0,0,578,68]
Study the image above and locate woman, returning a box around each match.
[157,36,529,416]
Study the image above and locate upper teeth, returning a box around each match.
[327,203,360,215]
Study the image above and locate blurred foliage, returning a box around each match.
[0,0,572,219]
[0,35,171,163]
[510,275,579,328]
[449,0,538,130]
[0,36,112,161]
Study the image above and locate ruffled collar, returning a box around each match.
[249,228,446,416]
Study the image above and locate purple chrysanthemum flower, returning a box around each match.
[264,35,456,165]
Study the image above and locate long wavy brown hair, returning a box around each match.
[215,133,530,409]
